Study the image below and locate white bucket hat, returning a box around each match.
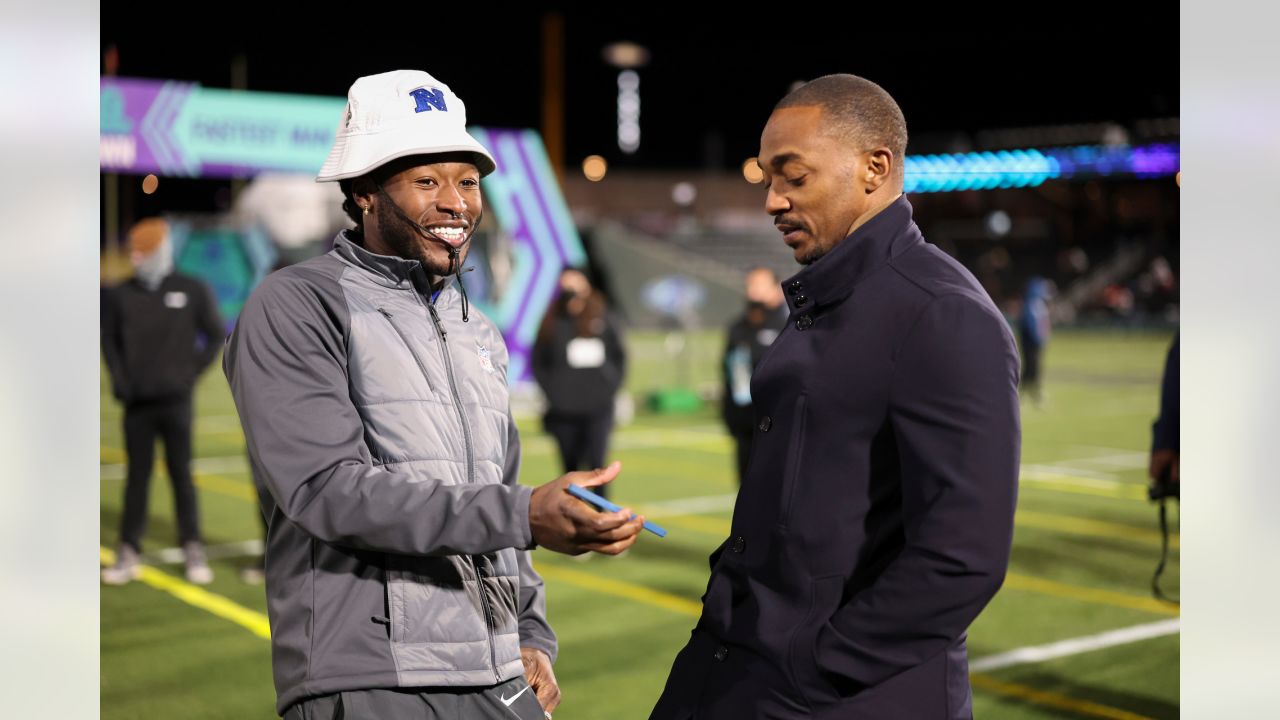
[316,70,496,182]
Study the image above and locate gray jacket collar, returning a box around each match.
[331,230,459,301]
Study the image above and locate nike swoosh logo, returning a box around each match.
[500,683,532,707]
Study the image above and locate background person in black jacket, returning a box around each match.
[101,218,224,586]
[532,267,628,499]
[1150,174,1180,496]
[721,267,788,484]
[1149,334,1179,490]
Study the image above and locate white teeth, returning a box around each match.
[429,227,465,239]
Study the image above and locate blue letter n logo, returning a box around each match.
[410,88,448,113]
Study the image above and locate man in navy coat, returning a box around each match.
[650,74,1021,719]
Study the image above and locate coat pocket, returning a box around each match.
[777,393,809,529]
[786,575,844,708]
[385,554,473,646]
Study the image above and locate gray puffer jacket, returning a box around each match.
[224,231,555,716]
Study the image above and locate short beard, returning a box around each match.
[374,201,468,277]
[797,244,828,266]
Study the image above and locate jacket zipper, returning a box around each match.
[415,292,499,682]
[421,301,476,486]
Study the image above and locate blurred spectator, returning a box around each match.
[101,218,224,585]
[1150,171,1180,493]
[532,267,628,498]
[721,267,788,484]
[1018,276,1053,405]
[1102,283,1136,321]
[1149,335,1180,489]
[1056,246,1090,288]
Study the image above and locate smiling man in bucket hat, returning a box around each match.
[224,69,646,720]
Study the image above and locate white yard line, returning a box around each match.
[637,493,737,515]
[1066,446,1150,470]
[99,454,251,481]
[1021,464,1118,482]
[970,619,1180,673]
[195,414,247,434]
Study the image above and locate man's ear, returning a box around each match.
[351,176,377,210]
[863,147,894,194]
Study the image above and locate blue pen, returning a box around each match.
[566,484,668,538]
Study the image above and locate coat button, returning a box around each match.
[758,416,772,432]
[732,536,746,553]
[787,281,804,295]
[796,315,813,331]
[714,645,729,661]
[794,294,809,308]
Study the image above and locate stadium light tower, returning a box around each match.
[603,41,649,155]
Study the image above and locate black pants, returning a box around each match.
[1019,333,1043,392]
[283,677,545,720]
[119,397,201,551]
[544,410,614,498]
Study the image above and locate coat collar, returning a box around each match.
[780,194,923,317]
[331,229,459,302]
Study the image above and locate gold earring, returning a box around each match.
[362,205,370,216]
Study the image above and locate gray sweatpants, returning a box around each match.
[282,676,546,719]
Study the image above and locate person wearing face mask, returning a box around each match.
[101,217,225,586]
[721,267,789,485]
[532,267,628,500]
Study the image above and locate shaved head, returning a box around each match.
[775,74,908,182]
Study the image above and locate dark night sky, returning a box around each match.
[103,10,1178,172]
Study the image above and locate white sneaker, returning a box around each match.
[183,542,214,585]
[102,545,142,585]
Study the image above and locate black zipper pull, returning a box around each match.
[371,616,390,625]
[427,303,448,342]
